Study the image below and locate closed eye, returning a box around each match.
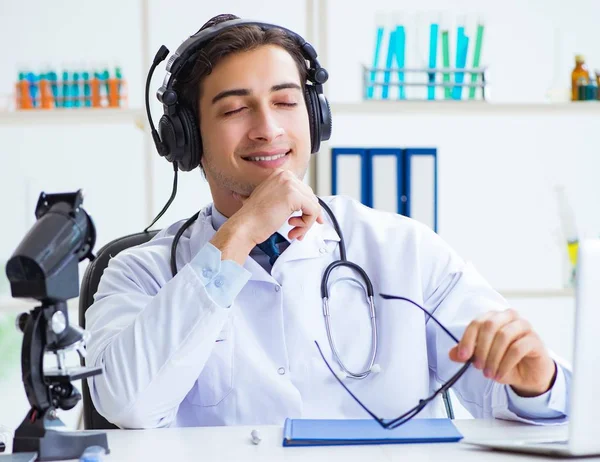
[224,107,246,116]
[277,102,297,107]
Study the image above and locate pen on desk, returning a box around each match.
[251,429,262,444]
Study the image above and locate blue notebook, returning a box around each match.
[282,418,463,447]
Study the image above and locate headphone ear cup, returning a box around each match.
[158,115,178,163]
[318,92,332,143]
[304,85,332,154]
[304,85,320,154]
[178,106,202,172]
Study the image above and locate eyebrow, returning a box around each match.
[211,82,302,105]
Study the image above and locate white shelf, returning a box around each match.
[0,108,145,128]
[331,101,600,115]
[497,288,574,299]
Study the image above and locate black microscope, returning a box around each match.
[4,190,109,461]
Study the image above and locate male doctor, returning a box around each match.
[86,14,570,429]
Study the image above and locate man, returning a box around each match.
[86,14,570,429]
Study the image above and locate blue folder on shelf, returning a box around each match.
[282,418,463,447]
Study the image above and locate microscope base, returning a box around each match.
[13,411,109,461]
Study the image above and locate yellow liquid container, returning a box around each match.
[567,240,579,267]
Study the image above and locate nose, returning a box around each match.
[247,106,284,143]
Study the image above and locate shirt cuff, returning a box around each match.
[188,242,251,308]
[505,361,568,420]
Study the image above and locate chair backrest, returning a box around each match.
[79,230,159,430]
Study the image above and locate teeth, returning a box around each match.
[247,153,287,161]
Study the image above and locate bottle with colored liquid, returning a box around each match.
[571,55,590,101]
[555,185,579,286]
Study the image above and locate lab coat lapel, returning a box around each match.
[277,220,341,264]
[242,256,276,284]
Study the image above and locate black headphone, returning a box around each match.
[145,18,333,173]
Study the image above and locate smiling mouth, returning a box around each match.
[242,151,290,161]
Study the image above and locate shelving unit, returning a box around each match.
[0,108,145,128]
[497,288,574,299]
[331,101,600,115]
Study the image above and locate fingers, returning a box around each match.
[472,309,518,369]
[495,336,535,383]
[484,318,531,379]
[456,309,517,366]
[288,208,324,240]
[448,345,462,362]
[238,169,325,242]
[454,312,493,362]
[287,185,323,241]
[289,204,321,241]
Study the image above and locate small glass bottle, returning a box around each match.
[587,78,598,101]
[571,55,590,101]
[578,78,588,101]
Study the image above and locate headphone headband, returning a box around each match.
[147,17,332,174]
[157,19,324,105]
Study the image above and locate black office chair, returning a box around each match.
[79,230,159,430]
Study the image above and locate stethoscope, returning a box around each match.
[169,197,379,380]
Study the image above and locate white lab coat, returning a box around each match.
[86,195,567,429]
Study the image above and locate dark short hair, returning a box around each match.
[174,14,309,127]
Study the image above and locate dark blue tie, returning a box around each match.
[257,233,286,266]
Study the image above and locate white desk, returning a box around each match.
[6,418,574,462]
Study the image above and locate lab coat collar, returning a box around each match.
[187,203,341,282]
[274,218,340,266]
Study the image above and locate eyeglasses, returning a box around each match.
[315,292,473,430]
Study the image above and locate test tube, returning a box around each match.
[368,13,385,99]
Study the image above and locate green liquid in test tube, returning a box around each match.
[441,30,451,99]
[469,23,485,99]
